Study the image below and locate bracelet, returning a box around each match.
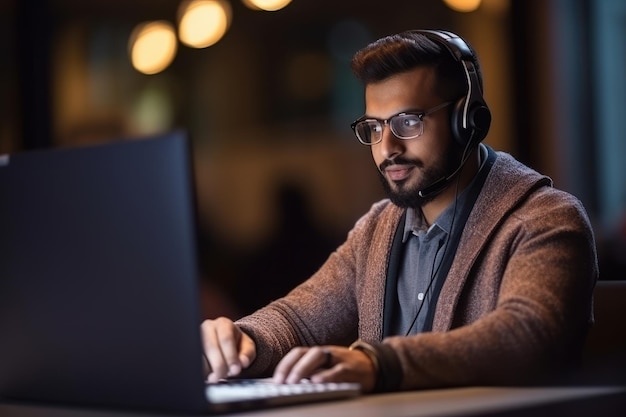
[349,339,380,376]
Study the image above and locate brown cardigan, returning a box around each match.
[237,149,598,389]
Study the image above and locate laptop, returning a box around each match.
[0,131,360,414]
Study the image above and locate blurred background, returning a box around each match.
[1,0,625,319]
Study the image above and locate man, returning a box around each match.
[200,29,598,393]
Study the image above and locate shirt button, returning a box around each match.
[417,292,424,301]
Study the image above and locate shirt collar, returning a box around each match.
[402,208,428,242]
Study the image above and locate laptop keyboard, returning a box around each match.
[205,378,361,408]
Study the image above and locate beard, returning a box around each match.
[377,145,464,209]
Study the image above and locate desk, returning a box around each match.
[1,386,625,417]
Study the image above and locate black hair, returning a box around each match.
[350,31,482,102]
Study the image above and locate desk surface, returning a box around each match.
[1,385,625,417]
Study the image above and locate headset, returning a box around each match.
[408,29,492,148]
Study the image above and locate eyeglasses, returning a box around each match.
[350,101,452,145]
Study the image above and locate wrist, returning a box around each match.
[349,339,382,392]
[349,339,402,392]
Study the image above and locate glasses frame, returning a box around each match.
[350,101,452,145]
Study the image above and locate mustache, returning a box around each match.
[379,157,422,171]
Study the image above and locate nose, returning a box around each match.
[377,124,403,160]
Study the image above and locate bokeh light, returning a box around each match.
[129,21,178,75]
[442,0,482,12]
[242,0,292,12]
[178,0,232,48]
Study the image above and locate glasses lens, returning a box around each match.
[390,114,423,139]
[355,120,382,144]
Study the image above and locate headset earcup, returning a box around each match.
[469,104,492,144]
[450,99,492,147]
[450,97,469,146]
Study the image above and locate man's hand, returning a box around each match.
[200,317,256,383]
[272,345,377,392]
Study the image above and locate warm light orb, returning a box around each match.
[129,21,178,75]
[178,0,232,48]
[242,0,292,12]
[442,0,482,12]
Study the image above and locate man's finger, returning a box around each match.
[202,324,230,382]
[275,346,333,384]
[272,347,308,383]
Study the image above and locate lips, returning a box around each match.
[384,165,415,182]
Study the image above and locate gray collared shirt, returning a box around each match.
[390,145,488,335]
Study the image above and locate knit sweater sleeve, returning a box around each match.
[234,200,396,377]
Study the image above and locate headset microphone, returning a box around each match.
[417,143,473,198]
[418,175,454,199]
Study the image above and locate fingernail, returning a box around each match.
[228,364,241,376]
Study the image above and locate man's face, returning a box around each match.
[365,66,461,208]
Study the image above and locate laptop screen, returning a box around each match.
[0,131,210,413]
